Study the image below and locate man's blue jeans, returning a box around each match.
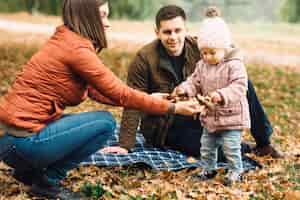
[201,128,243,174]
[247,80,273,147]
[0,111,116,185]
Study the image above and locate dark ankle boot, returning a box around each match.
[254,144,283,158]
[12,169,35,186]
[29,172,85,200]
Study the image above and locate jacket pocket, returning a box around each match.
[216,105,242,127]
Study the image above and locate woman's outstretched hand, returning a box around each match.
[174,99,201,116]
[100,146,128,154]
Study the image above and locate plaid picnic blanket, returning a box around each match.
[81,126,261,171]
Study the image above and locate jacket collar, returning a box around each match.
[55,25,94,49]
[157,39,193,84]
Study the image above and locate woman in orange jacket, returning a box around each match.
[0,0,198,199]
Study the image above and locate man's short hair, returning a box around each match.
[155,5,186,29]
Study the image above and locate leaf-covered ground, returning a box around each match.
[0,40,299,200]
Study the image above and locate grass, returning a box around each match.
[247,65,300,136]
[80,182,111,199]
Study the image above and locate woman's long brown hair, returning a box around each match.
[62,0,108,52]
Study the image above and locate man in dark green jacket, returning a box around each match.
[102,5,282,158]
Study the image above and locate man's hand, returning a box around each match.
[209,92,223,104]
[100,146,128,154]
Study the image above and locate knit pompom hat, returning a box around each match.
[197,7,232,49]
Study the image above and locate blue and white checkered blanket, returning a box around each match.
[81,127,260,171]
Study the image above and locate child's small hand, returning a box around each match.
[210,92,223,104]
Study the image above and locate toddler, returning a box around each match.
[174,7,250,185]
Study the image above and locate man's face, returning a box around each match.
[155,16,187,56]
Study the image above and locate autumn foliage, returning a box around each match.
[0,40,299,199]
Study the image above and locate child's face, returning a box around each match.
[200,48,226,65]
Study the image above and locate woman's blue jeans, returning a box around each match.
[0,111,116,185]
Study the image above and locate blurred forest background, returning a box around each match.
[0,0,299,23]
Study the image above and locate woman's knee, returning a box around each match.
[94,111,116,132]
